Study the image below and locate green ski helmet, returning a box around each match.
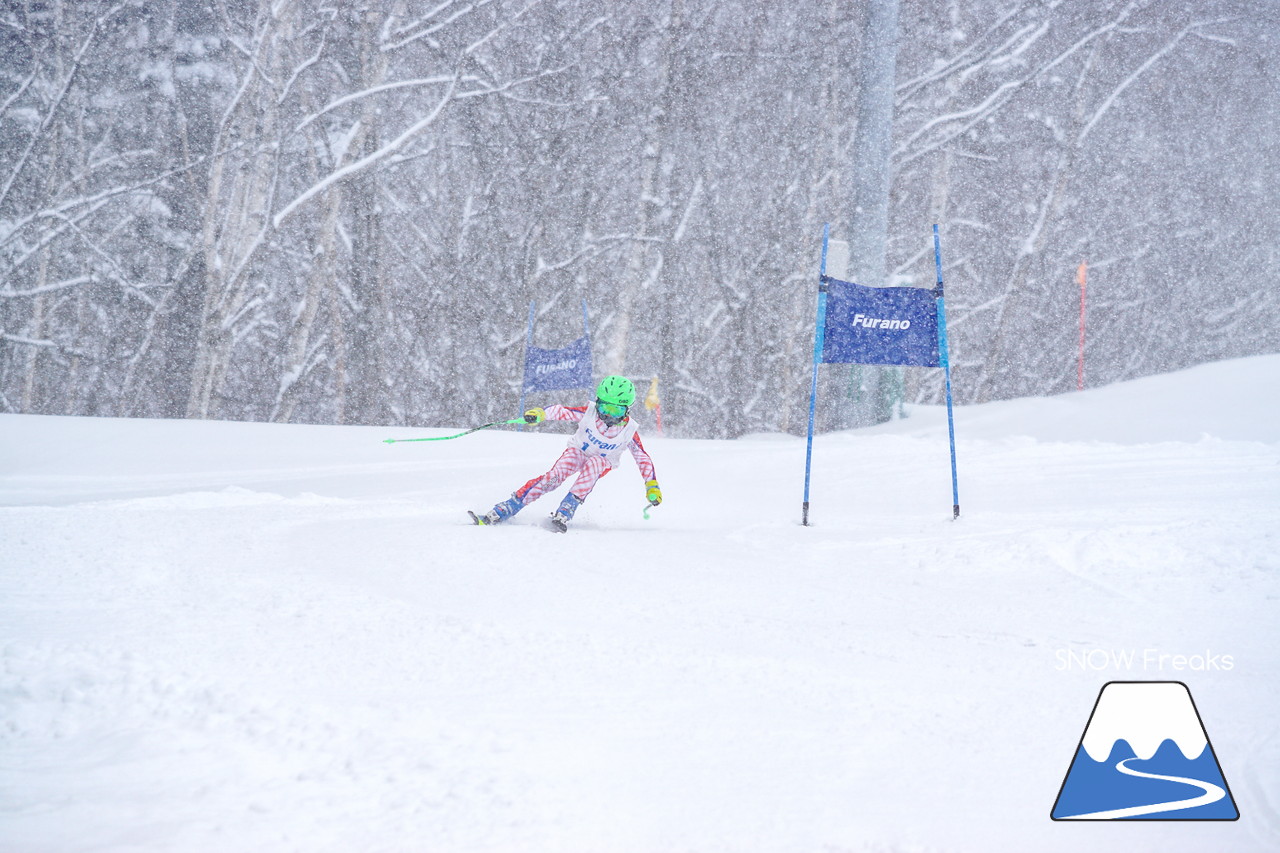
[595,375,635,426]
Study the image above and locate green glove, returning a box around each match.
[645,479,662,506]
[524,407,546,424]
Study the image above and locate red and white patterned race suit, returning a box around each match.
[513,404,657,505]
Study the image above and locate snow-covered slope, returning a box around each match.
[2,355,1278,852]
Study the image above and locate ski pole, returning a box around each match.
[643,502,658,520]
[383,417,527,444]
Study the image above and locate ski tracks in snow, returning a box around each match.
[0,633,554,851]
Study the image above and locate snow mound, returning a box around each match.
[869,353,1280,444]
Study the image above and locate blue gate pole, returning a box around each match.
[519,300,536,432]
[933,224,960,519]
[803,224,831,526]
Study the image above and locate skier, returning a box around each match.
[469,375,662,532]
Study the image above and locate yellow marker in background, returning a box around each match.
[644,376,663,436]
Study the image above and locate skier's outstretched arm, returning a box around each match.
[629,433,661,505]
[543,404,588,423]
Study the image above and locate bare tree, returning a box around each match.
[2,0,1277,436]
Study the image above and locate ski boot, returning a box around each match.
[469,496,522,526]
[548,493,582,533]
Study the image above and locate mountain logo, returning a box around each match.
[1051,681,1239,820]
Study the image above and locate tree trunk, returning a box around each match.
[342,5,392,425]
[603,0,684,377]
[976,41,1101,403]
[846,0,901,427]
[186,0,291,419]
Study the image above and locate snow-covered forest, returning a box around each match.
[2,0,1278,437]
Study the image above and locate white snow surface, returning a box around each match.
[2,354,1279,852]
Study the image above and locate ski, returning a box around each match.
[547,514,568,533]
[468,510,489,526]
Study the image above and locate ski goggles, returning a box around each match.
[596,399,629,421]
